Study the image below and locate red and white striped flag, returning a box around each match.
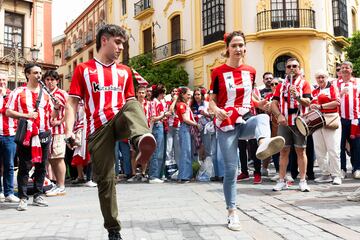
[132,68,149,87]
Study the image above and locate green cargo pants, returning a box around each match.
[87,99,151,231]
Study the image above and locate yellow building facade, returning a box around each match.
[58,0,360,89]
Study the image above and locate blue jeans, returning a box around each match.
[178,123,193,180]
[149,122,164,179]
[114,142,122,175]
[217,114,270,209]
[118,141,132,176]
[0,135,16,196]
[165,126,180,164]
[212,132,224,177]
[340,118,360,172]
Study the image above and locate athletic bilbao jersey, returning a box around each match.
[6,86,52,132]
[69,58,135,135]
[334,77,360,119]
[210,64,256,112]
[311,82,339,114]
[0,89,17,136]
[273,75,311,126]
[51,87,68,134]
[176,102,195,123]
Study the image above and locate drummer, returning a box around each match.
[310,70,342,185]
[271,57,312,192]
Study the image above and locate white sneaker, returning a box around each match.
[285,175,295,183]
[5,194,20,203]
[256,136,285,160]
[353,170,360,179]
[299,180,310,192]
[261,168,269,176]
[149,178,164,184]
[273,180,288,191]
[0,193,5,203]
[227,214,241,231]
[315,175,332,183]
[341,170,347,179]
[84,180,97,187]
[33,195,48,207]
[270,174,279,182]
[332,176,342,185]
[17,199,28,211]
[347,188,360,202]
[45,186,66,197]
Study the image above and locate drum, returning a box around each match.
[295,109,325,136]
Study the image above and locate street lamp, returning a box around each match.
[30,47,40,62]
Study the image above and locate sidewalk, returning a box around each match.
[0,176,360,240]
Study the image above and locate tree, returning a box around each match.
[344,31,360,76]
[129,53,189,90]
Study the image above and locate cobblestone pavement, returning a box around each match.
[1,174,360,240]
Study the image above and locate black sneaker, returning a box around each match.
[108,231,122,240]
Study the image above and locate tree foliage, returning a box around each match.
[344,31,360,76]
[129,53,189,90]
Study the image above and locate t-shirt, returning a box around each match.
[0,89,17,136]
[69,58,135,136]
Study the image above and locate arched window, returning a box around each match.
[273,54,292,79]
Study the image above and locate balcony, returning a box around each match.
[74,39,84,52]
[85,31,94,44]
[96,21,106,33]
[257,9,315,32]
[134,0,154,20]
[153,39,186,62]
[64,48,71,60]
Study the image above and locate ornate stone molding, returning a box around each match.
[256,0,267,12]
[163,0,185,16]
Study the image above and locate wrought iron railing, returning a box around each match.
[134,0,152,17]
[65,72,73,79]
[257,8,315,32]
[64,48,71,59]
[85,31,94,44]
[95,21,106,33]
[74,39,83,52]
[153,39,186,62]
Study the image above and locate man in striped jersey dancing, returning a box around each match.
[64,24,155,240]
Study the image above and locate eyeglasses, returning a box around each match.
[286,65,298,69]
[271,82,279,86]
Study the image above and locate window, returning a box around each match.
[122,0,127,15]
[143,28,152,53]
[333,0,348,37]
[4,12,24,55]
[271,0,299,28]
[171,15,181,55]
[202,0,225,45]
[122,40,129,64]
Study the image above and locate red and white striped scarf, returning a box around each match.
[22,119,42,163]
[132,69,149,86]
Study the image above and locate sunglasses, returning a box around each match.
[271,82,279,86]
[286,65,298,69]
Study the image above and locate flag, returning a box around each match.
[132,68,149,87]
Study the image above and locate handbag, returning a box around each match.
[323,112,340,130]
[14,87,43,144]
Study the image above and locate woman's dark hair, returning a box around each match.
[223,30,246,58]
[177,86,189,103]
[190,88,204,109]
[24,63,41,81]
[96,24,128,52]
[151,84,166,100]
[42,70,59,81]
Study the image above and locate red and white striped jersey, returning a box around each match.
[334,77,360,119]
[273,75,312,126]
[69,58,135,136]
[210,64,256,115]
[6,86,52,132]
[132,69,149,87]
[51,87,68,135]
[176,102,195,123]
[148,98,165,122]
[311,82,339,114]
[166,100,180,128]
[0,89,17,136]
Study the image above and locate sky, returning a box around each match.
[52,0,93,38]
